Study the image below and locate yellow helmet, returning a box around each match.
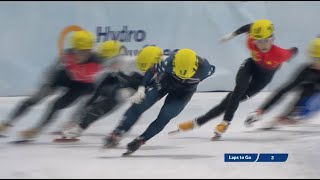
[136,46,163,72]
[173,49,198,79]
[70,30,95,50]
[98,40,123,59]
[308,38,320,58]
[250,19,274,40]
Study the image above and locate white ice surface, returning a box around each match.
[0,92,319,179]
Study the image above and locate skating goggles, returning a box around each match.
[74,49,91,55]
[253,36,274,44]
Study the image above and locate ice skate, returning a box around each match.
[122,137,145,156]
[12,128,40,144]
[168,119,198,135]
[102,132,122,149]
[0,122,11,137]
[53,124,83,142]
[211,121,230,141]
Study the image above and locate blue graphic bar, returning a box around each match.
[256,153,288,162]
[225,153,288,162]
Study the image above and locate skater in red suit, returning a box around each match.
[175,19,298,140]
[245,37,320,128]
[0,30,103,140]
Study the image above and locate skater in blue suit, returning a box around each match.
[103,48,216,155]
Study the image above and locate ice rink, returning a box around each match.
[0,92,319,178]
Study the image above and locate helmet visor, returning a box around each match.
[253,36,274,45]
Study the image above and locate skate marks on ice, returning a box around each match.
[0,134,7,138]
[169,136,210,141]
[100,145,184,151]
[6,140,108,151]
[48,132,107,137]
[98,154,214,160]
[97,144,207,159]
[170,135,289,143]
[240,128,320,142]
[245,123,320,135]
[9,139,35,145]
[57,143,148,150]
[52,138,80,143]
[168,129,320,143]
[95,145,184,159]
[6,139,95,147]
[48,132,140,138]
[245,128,320,135]
[136,145,184,151]
[225,128,320,142]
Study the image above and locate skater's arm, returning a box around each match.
[260,66,310,112]
[140,55,173,86]
[219,23,252,43]
[233,23,252,36]
[286,47,299,62]
[276,46,299,63]
[140,66,157,87]
[41,58,64,85]
[198,57,216,81]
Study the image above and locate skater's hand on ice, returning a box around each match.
[244,111,262,127]
[131,86,146,104]
[219,32,235,43]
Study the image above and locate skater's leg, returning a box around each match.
[61,97,119,139]
[67,78,120,125]
[196,93,232,126]
[140,89,195,141]
[78,97,119,130]
[103,86,166,148]
[223,66,276,122]
[3,68,69,126]
[177,59,253,133]
[5,84,55,125]
[114,86,165,134]
[32,83,94,131]
[197,59,254,126]
[125,89,195,154]
[281,84,319,119]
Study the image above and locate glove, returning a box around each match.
[290,47,299,55]
[219,32,235,43]
[290,47,299,58]
[130,86,146,104]
[244,110,263,127]
[287,47,299,62]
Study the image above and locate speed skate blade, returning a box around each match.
[259,120,282,131]
[168,129,180,135]
[102,142,119,149]
[211,133,222,141]
[10,139,35,144]
[53,138,80,142]
[122,151,134,157]
[259,126,279,131]
[49,131,62,135]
